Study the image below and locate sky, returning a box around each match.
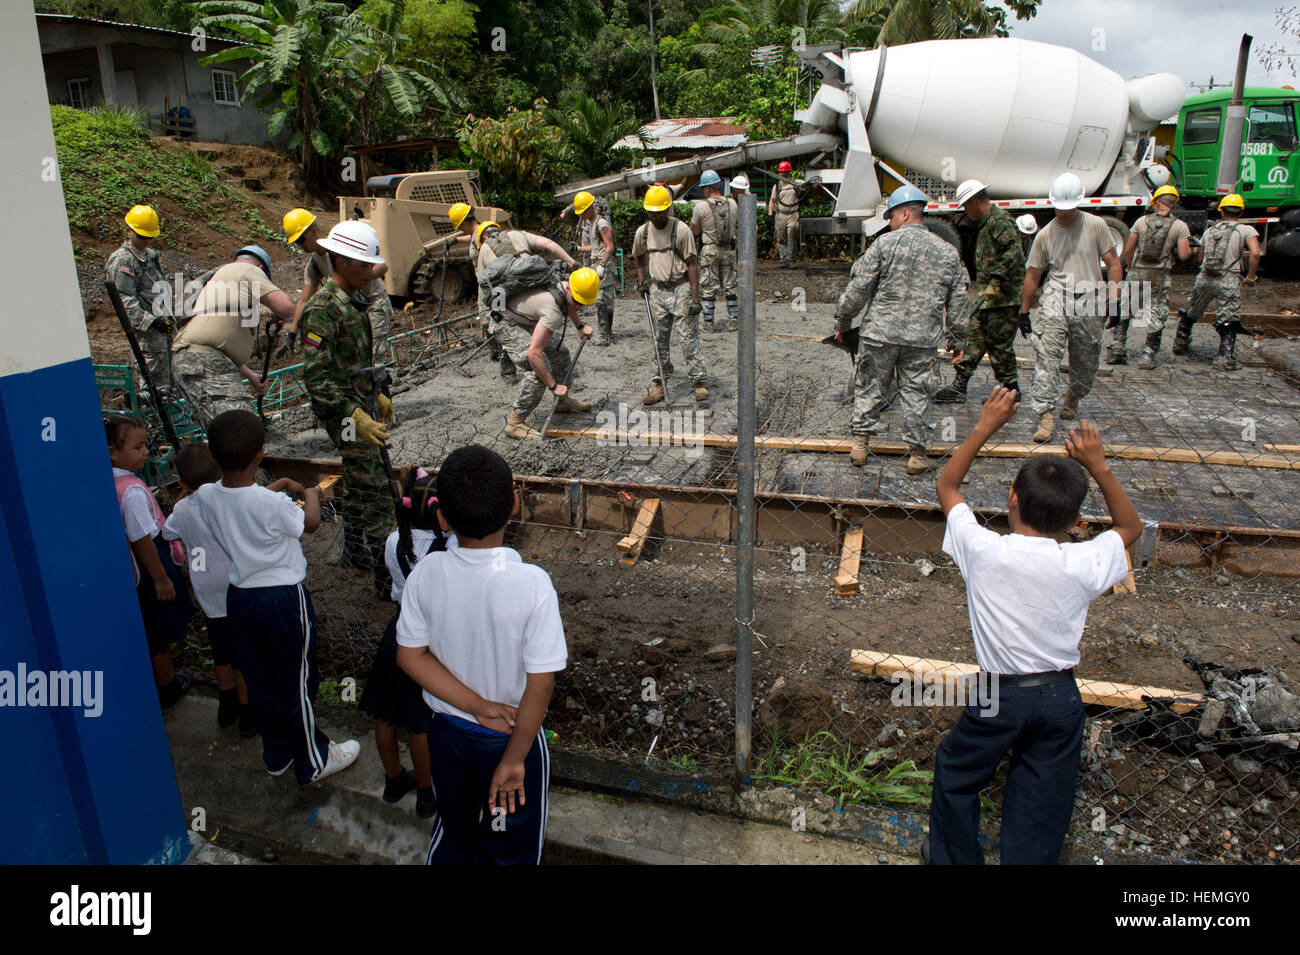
[1006,0,1295,90]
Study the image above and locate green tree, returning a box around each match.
[842,0,1040,45]
[459,99,572,187]
[545,92,646,178]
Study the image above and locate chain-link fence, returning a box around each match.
[104,200,1300,865]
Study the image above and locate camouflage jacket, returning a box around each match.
[974,205,1026,309]
[833,223,969,349]
[106,240,171,333]
[302,278,374,426]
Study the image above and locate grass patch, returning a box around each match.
[756,729,933,809]
[51,104,277,244]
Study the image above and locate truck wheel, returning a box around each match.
[923,215,961,251]
[1099,215,1130,258]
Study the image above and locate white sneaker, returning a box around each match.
[267,759,293,777]
[310,739,360,783]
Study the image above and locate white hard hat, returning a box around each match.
[316,220,385,265]
[730,174,749,191]
[1016,214,1038,235]
[1048,172,1086,210]
[954,179,987,207]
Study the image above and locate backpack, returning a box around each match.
[480,247,565,302]
[704,196,736,248]
[1200,221,1238,275]
[1136,214,1176,266]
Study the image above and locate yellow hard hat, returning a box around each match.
[573,191,595,215]
[125,205,160,238]
[1218,193,1245,210]
[282,207,316,244]
[643,185,672,212]
[475,221,500,245]
[1152,185,1179,204]
[449,202,473,229]
[568,267,600,305]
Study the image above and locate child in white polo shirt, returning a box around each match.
[195,410,359,785]
[396,444,566,865]
[928,385,1142,865]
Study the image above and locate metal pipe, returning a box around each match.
[1217,34,1253,195]
[735,192,757,785]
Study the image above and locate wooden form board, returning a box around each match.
[1113,549,1138,596]
[849,650,1203,714]
[616,498,660,565]
[543,427,1300,471]
[835,527,863,595]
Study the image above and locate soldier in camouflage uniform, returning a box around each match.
[106,205,174,398]
[833,186,969,476]
[172,246,295,429]
[767,161,803,267]
[1175,194,1261,371]
[632,185,708,405]
[301,222,396,587]
[1113,186,1191,368]
[573,192,618,345]
[691,171,740,331]
[937,182,1024,402]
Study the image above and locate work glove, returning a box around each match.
[981,283,1000,302]
[350,407,389,446]
[1017,312,1033,339]
[637,279,651,296]
[1106,296,1123,329]
[376,393,395,425]
[1243,274,1258,285]
[689,299,702,318]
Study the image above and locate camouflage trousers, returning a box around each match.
[323,416,394,549]
[1108,266,1171,357]
[172,345,252,430]
[648,281,707,385]
[775,212,799,265]
[699,245,737,299]
[138,324,174,395]
[852,338,939,452]
[368,297,394,366]
[1186,271,1242,328]
[492,319,573,417]
[955,304,1019,387]
[1028,290,1104,416]
[590,261,617,309]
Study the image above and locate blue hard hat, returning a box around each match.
[885,185,927,216]
[234,244,272,278]
[699,170,722,188]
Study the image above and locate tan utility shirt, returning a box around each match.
[174,261,280,365]
[507,288,566,335]
[631,218,694,283]
[1026,212,1116,295]
[691,196,738,247]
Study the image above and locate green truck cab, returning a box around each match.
[1170,86,1300,269]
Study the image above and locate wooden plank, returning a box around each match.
[545,428,1300,471]
[316,474,341,502]
[849,649,1203,713]
[1113,549,1138,596]
[834,526,863,595]
[616,498,660,565]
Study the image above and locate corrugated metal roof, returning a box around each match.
[36,13,245,46]
[616,117,749,151]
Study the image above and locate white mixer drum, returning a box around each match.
[846,38,1134,198]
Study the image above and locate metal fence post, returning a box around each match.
[735,192,757,785]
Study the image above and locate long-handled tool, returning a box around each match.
[540,336,588,440]
[641,289,673,403]
[257,318,281,426]
[349,366,404,524]
[104,279,180,451]
[771,328,860,401]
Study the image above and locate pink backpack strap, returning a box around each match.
[115,472,186,567]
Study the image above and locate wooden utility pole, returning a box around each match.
[648,0,661,120]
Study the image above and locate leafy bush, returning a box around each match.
[460,99,573,188]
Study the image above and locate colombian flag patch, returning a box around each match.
[305,331,323,348]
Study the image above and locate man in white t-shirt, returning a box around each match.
[197,409,360,785]
[925,386,1142,865]
[397,445,567,865]
[1019,173,1123,443]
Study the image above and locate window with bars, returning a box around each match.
[212,69,239,106]
[67,77,92,110]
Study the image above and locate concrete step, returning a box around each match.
[165,692,913,865]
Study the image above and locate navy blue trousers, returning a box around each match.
[226,582,329,784]
[425,714,550,865]
[929,680,1085,865]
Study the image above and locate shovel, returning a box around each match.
[540,336,587,440]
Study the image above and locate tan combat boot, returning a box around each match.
[504,411,540,439]
[1059,391,1079,420]
[849,435,869,466]
[556,394,592,413]
[643,383,665,406]
[1032,410,1055,443]
[906,452,933,476]
[694,383,710,402]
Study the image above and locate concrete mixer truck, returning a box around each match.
[556,36,1187,255]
